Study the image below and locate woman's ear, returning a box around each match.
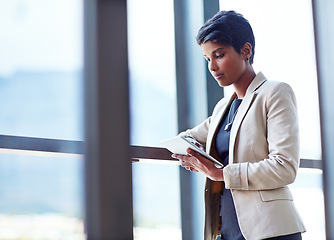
[242,42,252,60]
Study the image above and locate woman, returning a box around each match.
[172,11,306,240]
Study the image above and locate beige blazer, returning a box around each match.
[184,72,306,240]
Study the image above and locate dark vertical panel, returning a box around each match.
[84,0,133,239]
[174,0,190,133]
[173,1,195,238]
[203,0,223,115]
[312,0,334,239]
[174,0,219,239]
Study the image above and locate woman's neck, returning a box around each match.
[233,67,256,99]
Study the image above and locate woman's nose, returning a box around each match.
[209,61,217,72]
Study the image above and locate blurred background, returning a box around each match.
[0,0,325,239]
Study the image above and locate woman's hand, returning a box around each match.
[172,148,224,181]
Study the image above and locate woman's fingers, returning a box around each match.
[180,159,193,168]
[172,149,213,174]
[172,149,223,181]
[171,153,199,171]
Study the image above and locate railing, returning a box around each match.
[0,134,321,169]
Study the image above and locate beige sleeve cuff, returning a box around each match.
[223,162,249,190]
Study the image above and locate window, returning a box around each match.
[127,0,181,239]
[0,1,83,140]
[1,1,328,239]
[220,1,324,239]
[0,0,84,239]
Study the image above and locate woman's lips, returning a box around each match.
[214,74,223,80]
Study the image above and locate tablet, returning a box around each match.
[161,135,223,168]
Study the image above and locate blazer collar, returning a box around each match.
[245,71,267,95]
[206,72,267,162]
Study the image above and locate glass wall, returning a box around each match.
[0,1,325,239]
[220,1,324,239]
[0,0,84,239]
[127,0,181,239]
[0,0,83,140]
[0,154,84,240]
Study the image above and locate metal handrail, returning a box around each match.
[0,134,321,168]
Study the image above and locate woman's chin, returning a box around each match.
[217,81,231,88]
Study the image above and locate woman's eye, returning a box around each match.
[216,54,224,58]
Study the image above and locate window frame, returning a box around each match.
[0,0,327,239]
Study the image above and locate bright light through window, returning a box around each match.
[127,0,181,239]
[220,0,321,160]
[0,1,84,239]
[220,1,325,239]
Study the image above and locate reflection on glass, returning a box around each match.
[0,153,84,240]
[127,0,181,239]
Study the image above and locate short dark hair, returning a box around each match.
[196,11,255,64]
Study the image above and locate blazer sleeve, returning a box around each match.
[223,82,300,190]
[179,96,230,150]
[179,117,211,149]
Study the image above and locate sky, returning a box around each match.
[0,0,83,76]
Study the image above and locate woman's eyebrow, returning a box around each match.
[203,47,225,57]
[212,48,225,54]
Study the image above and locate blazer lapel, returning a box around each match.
[229,72,267,164]
[206,72,267,163]
[228,92,257,164]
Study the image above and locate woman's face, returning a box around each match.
[200,41,248,87]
